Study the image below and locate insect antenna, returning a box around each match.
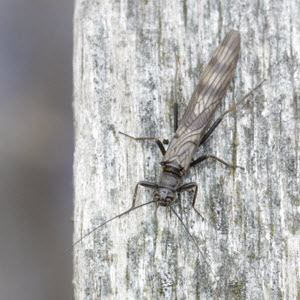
[169,205,217,282]
[44,200,157,287]
[72,200,156,249]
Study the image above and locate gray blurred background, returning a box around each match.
[0,1,73,299]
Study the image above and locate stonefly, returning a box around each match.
[75,30,264,277]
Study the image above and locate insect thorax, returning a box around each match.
[154,162,183,205]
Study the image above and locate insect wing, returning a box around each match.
[162,30,240,171]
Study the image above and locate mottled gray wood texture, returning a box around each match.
[73,1,300,299]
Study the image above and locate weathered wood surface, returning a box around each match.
[73,1,300,299]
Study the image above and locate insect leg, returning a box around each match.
[177,182,204,220]
[173,55,179,133]
[199,79,266,146]
[131,181,158,209]
[190,155,243,169]
[119,132,166,155]
[174,100,179,132]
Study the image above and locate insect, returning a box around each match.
[75,30,264,270]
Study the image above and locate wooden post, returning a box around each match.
[73,1,300,299]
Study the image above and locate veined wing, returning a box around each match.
[162,30,240,171]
